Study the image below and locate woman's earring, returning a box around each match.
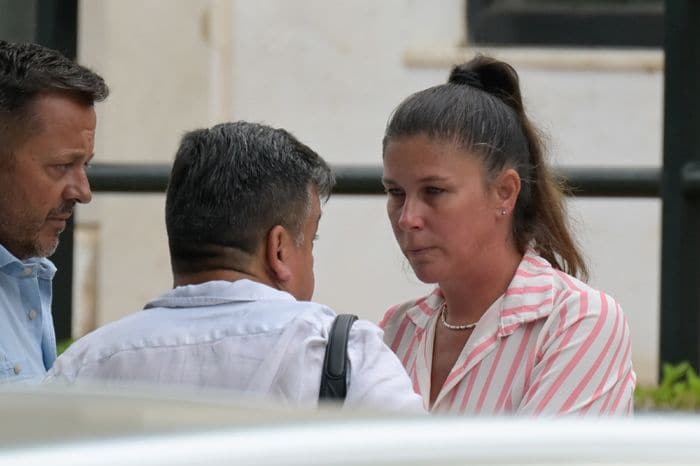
[500,208,507,216]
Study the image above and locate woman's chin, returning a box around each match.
[408,264,442,285]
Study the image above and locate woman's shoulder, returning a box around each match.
[550,268,621,311]
[541,271,627,341]
[523,250,621,311]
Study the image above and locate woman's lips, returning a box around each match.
[405,246,435,256]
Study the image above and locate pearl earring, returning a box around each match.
[500,208,507,216]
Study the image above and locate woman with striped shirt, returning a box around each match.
[379,55,635,415]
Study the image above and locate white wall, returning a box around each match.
[77,0,212,326]
[76,0,662,384]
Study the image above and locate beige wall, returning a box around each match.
[76,0,661,384]
[77,0,213,325]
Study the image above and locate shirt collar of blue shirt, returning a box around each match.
[0,242,57,280]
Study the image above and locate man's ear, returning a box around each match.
[266,224,293,284]
[493,168,521,212]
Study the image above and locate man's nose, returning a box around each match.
[64,167,92,204]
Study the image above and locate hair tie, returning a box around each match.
[449,69,484,91]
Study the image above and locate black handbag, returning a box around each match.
[319,314,358,401]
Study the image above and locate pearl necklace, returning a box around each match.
[440,302,478,331]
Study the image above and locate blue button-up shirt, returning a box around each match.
[0,243,57,383]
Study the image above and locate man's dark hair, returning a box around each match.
[0,40,109,158]
[166,121,335,274]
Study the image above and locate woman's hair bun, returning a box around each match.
[448,54,523,113]
[448,67,485,90]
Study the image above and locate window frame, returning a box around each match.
[467,0,664,48]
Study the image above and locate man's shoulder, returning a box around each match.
[284,300,340,332]
[281,302,388,343]
[59,299,336,359]
[55,309,149,360]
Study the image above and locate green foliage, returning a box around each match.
[56,339,74,356]
[635,361,700,411]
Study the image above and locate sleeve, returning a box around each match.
[343,320,425,413]
[43,351,78,384]
[517,289,636,416]
[42,331,104,385]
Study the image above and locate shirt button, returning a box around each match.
[23,267,33,276]
[13,364,21,375]
[28,309,37,320]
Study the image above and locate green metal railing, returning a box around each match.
[88,163,664,197]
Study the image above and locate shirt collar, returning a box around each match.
[405,287,443,331]
[497,249,555,336]
[404,249,554,336]
[0,243,57,280]
[144,279,296,309]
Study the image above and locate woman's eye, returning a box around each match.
[425,186,445,195]
[384,188,405,197]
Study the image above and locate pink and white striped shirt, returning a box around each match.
[380,251,636,415]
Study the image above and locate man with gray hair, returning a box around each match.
[48,121,423,410]
[0,41,108,382]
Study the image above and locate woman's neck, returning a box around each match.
[439,241,523,325]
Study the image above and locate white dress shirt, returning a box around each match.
[46,279,423,411]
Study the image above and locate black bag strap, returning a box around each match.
[319,313,358,401]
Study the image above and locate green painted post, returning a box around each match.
[660,0,700,371]
[36,0,79,342]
